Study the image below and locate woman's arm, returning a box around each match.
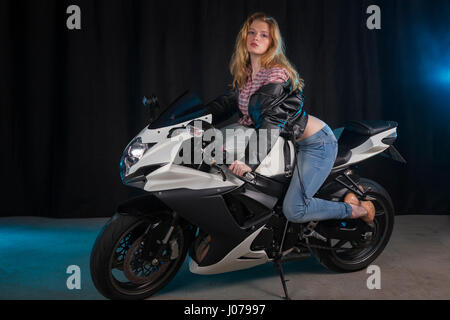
[228,114,280,176]
[227,68,293,176]
[205,89,240,124]
[235,78,302,175]
[230,84,285,175]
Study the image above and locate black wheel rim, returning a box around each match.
[330,192,390,265]
[107,220,184,296]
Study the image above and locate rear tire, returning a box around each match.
[310,178,395,272]
[90,213,192,299]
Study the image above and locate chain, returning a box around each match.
[297,241,369,251]
[298,241,336,251]
[296,221,373,251]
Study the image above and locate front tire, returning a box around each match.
[311,178,395,272]
[90,213,191,300]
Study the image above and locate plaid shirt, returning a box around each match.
[238,66,290,126]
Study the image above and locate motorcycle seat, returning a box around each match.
[332,120,398,168]
[260,120,398,175]
[344,120,398,136]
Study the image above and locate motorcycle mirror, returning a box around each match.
[142,94,161,123]
[142,95,160,109]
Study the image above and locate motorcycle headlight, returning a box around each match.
[129,142,147,160]
[186,124,204,137]
[120,137,152,180]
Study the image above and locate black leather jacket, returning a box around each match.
[206,80,309,171]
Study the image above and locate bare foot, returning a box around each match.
[344,189,375,224]
[359,201,375,224]
[348,203,369,219]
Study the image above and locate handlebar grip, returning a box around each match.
[243,172,256,183]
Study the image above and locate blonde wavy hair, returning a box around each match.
[229,12,304,92]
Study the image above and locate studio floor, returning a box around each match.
[0,215,449,300]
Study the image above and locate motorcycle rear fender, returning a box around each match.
[379,144,407,163]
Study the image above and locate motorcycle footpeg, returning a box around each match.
[302,229,327,242]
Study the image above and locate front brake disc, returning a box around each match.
[123,235,170,284]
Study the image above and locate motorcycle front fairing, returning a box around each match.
[118,91,278,273]
[120,91,243,188]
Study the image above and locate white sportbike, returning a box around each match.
[90,91,406,299]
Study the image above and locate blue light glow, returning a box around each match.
[436,69,450,84]
[416,28,450,87]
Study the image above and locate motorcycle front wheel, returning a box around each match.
[90,213,191,300]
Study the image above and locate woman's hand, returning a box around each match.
[229,160,252,177]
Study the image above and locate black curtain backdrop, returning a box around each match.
[1,0,449,218]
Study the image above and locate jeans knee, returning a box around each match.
[283,201,308,223]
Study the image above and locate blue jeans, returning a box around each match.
[282,125,353,223]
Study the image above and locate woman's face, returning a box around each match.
[246,20,271,57]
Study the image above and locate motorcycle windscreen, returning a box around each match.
[148,90,208,129]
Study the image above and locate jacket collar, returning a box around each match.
[253,80,292,96]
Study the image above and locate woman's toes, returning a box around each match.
[348,203,368,219]
[360,201,375,223]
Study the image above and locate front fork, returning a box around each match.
[142,212,181,263]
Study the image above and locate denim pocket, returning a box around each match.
[323,140,338,161]
[302,141,327,159]
[307,141,325,151]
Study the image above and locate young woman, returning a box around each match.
[206,12,375,225]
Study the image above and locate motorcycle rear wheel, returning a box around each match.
[310,178,395,272]
[90,213,190,300]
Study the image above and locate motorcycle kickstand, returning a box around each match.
[273,220,292,300]
[273,259,291,300]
